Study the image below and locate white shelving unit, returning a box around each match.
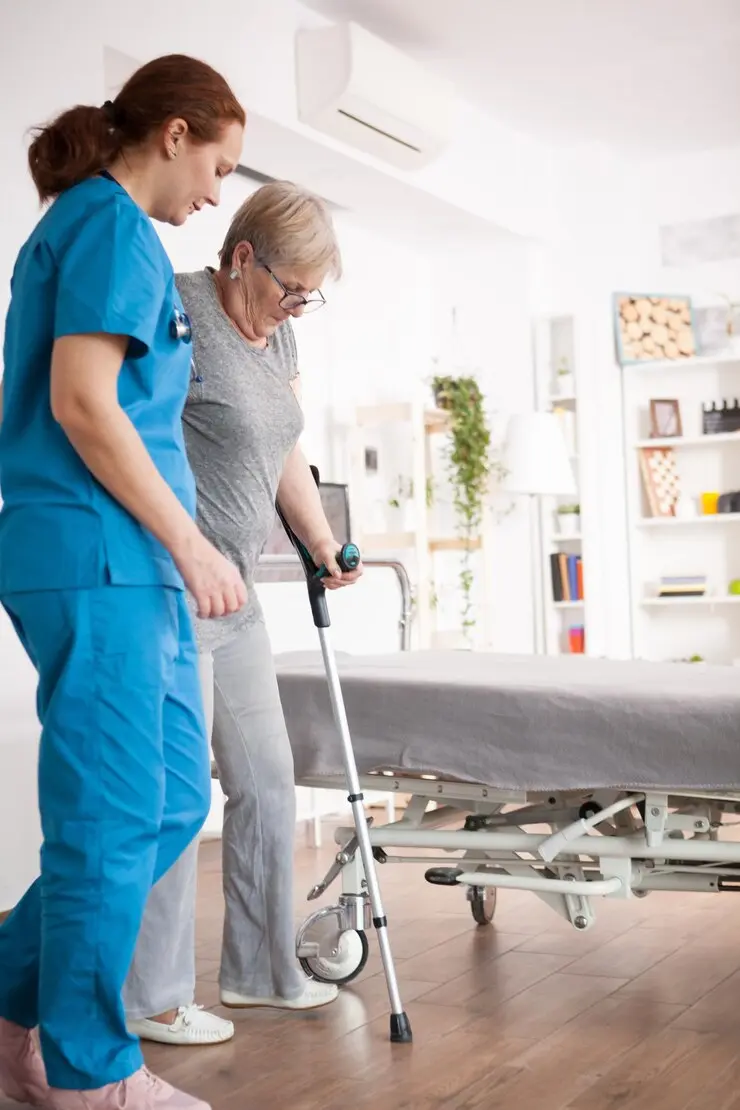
[533,315,590,655]
[621,351,740,663]
[634,432,740,449]
[637,513,740,529]
[642,595,740,607]
[347,400,495,649]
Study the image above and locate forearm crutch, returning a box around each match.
[275,466,412,1044]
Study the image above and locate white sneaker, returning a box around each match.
[220,979,339,1011]
[128,1005,234,1046]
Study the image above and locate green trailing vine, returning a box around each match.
[432,373,492,640]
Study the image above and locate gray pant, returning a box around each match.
[123,619,304,1020]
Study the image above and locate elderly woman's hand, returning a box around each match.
[311,537,363,590]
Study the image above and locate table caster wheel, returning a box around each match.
[466,866,498,926]
[468,885,497,925]
[299,929,369,985]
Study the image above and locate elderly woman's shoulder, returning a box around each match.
[174,270,220,320]
[175,268,211,297]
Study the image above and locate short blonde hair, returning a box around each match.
[219,180,342,281]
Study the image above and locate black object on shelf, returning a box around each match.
[717,491,740,513]
[702,399,740,435]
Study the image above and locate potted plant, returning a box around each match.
[556,503,580,536]
[555,357,574,397]
[431,373,492,640]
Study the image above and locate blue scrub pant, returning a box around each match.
[0,585,210,1090]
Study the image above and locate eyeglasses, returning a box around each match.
[260,263,326,314]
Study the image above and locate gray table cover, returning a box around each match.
[274,650,740,792]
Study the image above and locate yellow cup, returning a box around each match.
[701,491,719,515]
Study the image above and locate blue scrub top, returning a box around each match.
[0,175,196,594]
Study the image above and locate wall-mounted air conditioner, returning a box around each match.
[295,21,456,171]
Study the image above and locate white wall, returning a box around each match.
[0,4,540,902]
[631,146,740,306]
[530,146,663,659]
[637,145,740,227]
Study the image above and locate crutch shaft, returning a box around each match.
[318,632,411,1042]
[276,464,411,1043]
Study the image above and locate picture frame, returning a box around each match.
[649,398,682,439]
[638,446,680,517]
[613,292,698,365]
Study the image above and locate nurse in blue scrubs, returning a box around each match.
[0,55,246,1110]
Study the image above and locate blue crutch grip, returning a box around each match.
[316,541,361,579]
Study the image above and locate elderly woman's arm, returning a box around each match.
[276,375,362,587]
[276,441,331,551]
[276,443,359,586]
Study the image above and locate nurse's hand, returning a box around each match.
[176,533,247,619]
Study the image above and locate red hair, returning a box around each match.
[28,54,246,202]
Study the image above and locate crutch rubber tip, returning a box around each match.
[390,1012,413,1043]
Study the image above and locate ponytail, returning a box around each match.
[26,54,246,204]
[28,104,123,202]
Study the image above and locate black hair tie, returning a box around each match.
[101,100,123,128]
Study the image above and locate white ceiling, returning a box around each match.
[302,0,740,156]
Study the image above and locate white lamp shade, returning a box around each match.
[501,412,577,496]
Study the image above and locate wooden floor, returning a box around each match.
[5,824,740,1109]
[142,826,740,1110]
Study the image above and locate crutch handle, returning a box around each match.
[316,542,361,579]
[276,465,362,629]
[306,466,362,577]
[275,502,320,581]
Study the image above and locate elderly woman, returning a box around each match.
[121,181,359,1046]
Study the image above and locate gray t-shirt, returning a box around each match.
[177,268,305,650]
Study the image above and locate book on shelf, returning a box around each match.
[568,625,585,654]
[657,574,706,598]
[550,552,584,602]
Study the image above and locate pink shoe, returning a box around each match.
[47,1067,211,1109]
[0,1016,49,1105]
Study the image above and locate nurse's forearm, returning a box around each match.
[50,334,199,559]
[276,443,333,550]
[63,406,199,555]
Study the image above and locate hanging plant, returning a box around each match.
[431,373,492,640]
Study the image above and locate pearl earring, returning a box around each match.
[229,269,239,280]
